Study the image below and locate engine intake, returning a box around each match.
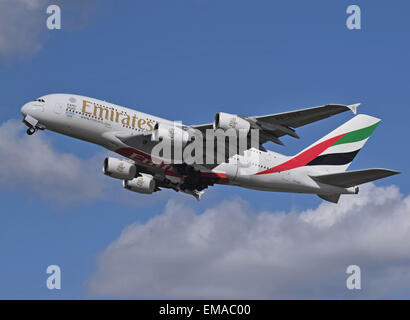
[103,157,136,180]
[151,122,189,147]
[123,174,156,194]
[213,112,250,134]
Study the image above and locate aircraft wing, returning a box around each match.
[192,103,360,146]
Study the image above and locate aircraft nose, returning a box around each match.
[21,102,31,116]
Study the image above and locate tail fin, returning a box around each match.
[297,114,381,173]
[255,114,381,176]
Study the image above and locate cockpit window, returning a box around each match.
[35,99,45,103]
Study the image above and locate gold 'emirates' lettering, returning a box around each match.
[94,105,109,120]
[137,119,146,130]
[121,114,130,126]
[81,100,154,131]
[82,100,93,115]
[146,121,154,131]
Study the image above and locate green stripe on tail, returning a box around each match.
[332,121,380,146]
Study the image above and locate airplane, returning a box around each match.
[20,94,399,203]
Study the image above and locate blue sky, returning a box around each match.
[0,0,409,299]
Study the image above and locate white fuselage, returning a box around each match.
[20,94,356,196]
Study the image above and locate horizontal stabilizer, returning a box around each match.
[311,168,400,188]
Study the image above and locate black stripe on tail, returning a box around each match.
[306,150,360,166]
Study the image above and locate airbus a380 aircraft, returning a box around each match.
[20,94,399,203]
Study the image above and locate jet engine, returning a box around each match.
[123,174,156,194]
[213,112,250,134]
[103,157,136,180]
[151,122,190,147]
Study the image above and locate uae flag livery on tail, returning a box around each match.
[256,114,381,175]
[306,115,380,169]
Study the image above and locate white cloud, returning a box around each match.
[88,183,410,299]
[0,0,50,60]
[0,119,169,206]
[0,0,99,61]
[0,119,106,203]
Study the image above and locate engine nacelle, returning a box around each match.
[103,157,136,180]
[213,112,250,134]
[123,174,156,194]
[151,122,189,147]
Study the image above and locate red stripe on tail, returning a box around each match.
[256,133,346,175]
